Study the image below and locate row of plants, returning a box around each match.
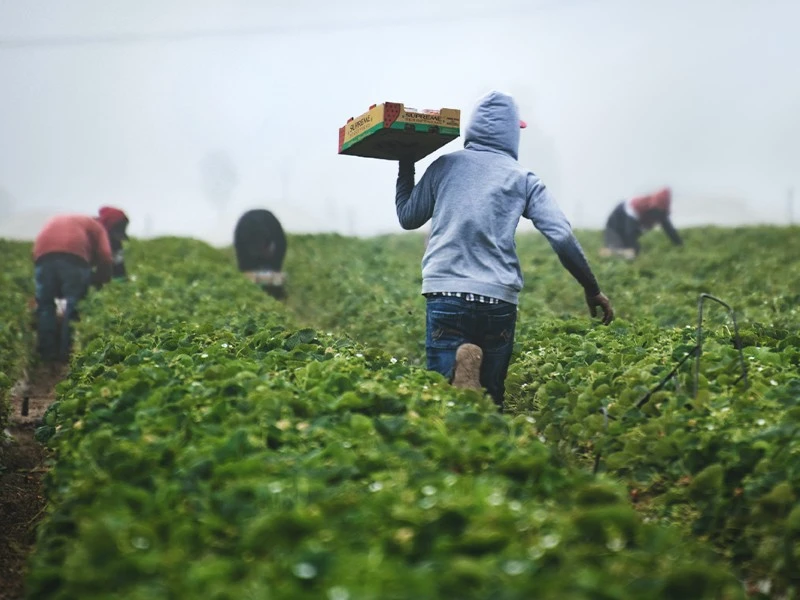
[28,237,743,599]
[280,226,800,597]
[507,317,800,596]
[283,227,800,339]
[0,239,35,435]
[255,232,429,365]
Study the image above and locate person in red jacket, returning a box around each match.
[601,187,683,259]
[32,212,114,362]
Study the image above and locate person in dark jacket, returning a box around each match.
[32,213,114,362]
[601,187,682,259]
[97,206,130,279]
[233,209,288,300]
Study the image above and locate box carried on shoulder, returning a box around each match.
[338,102,460,162]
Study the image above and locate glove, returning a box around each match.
[586,291,614,325]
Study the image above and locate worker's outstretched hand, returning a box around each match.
[586,291,614,325]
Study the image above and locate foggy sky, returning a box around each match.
[1,0,798,244]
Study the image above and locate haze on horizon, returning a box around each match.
[1,0,797,245]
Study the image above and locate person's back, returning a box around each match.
[32,213,113,363]
[395,90,613,409]
[234,209,287,272]
[233,209,288,299]
[398,92,533,303]
[34,214,112,273]
[419,145,529,301]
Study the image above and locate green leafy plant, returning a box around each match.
[27,236,744,600]
[0,239,35,433]
[280,226,800,596]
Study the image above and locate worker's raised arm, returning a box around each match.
[395,159,436,230]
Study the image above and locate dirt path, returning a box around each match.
[0,363,65,600]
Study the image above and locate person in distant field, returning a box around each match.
[233,209,288,300]
[394,90,614,411]
[601,187,682,259]
[97,206,130,279]
[32,212,115,363]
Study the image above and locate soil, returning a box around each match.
[0,362,66,600]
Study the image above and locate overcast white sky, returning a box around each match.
[0,0,798,243]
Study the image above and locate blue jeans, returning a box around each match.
[35,255,92,362]
[425,296,517,409]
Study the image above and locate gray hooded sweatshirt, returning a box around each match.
[395,90,600,305]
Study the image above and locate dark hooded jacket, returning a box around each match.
[233,209,287,273]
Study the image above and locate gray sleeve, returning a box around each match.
[395,160,436,230]
[524,173,601,296]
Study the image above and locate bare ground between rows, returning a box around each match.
[0,362,66,600]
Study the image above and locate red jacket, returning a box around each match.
[33,215,114,282]
[629,188,672,228]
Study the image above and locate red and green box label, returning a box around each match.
[338,103,461,161]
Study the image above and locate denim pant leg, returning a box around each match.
[58,260,92,361]
[426,297,472,382]
[35,263,60,361]
[478,303,517,409]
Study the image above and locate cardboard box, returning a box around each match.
[338,102,460,162]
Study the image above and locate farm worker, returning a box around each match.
[97,205,130,279]
[394,90,614,411]
[233,208,288,300]
[600,187,682,259]
[32,211,116,362]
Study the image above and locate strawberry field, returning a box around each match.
[283,226,800,598]
[0,240,35,430]
[2,226,798,598]
[282,228,800,598]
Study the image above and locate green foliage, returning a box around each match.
[0,239,35,431]
[26,237,743,600]
[280,226,800,595]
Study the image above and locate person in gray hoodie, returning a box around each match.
[395,90,614,410]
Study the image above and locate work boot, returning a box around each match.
[452,344,483,391]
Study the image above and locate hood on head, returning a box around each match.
[464,90,524,159]
[651,187,671,211]
[631,188,672,215]
[97,206,129,238]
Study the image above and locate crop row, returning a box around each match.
[0,240,35,433]
[282,226,800,597]
[28,237,742,599]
